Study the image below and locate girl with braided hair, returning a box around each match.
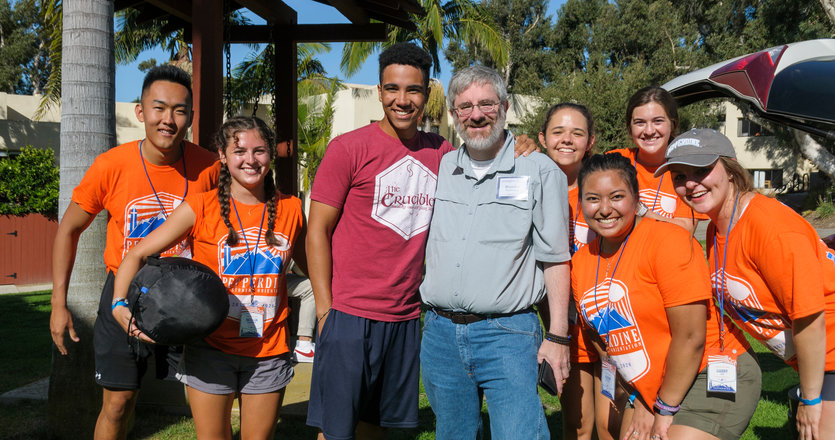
[113,116,306,439]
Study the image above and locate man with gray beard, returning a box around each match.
[419,65,572,439]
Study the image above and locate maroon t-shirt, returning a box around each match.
[311,123,453,321]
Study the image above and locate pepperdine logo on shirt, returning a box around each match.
[572,220,596,254]
[710,270,796,361]
[638,188,678,218]
[579,279,650,382]
[215,228,291,322]
[372,156,437,240]
[123,193,191,258]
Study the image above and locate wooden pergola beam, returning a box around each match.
[145,0,192,22]
[237,0,297,25]
[229,23,388,43]
[359,0,423,16]
[320,0,370,24]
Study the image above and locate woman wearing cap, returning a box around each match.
[662,128,835,440]
[573,152,759,440]
[112,116,305,439]
[607,86,707,233]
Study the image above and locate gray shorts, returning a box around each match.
[177,343,294,395]
[674,348,762,440]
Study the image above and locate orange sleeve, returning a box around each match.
[652,224,712,307]
[185,191,208,238]
[755,231,826,321]
[195,161,220,192]
[71,152,112,216]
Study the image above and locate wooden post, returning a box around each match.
[274,34,298,196]
[191,0,223,148]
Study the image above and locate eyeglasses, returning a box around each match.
[453,101,500,117]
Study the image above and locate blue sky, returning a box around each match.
[115,0,568,102]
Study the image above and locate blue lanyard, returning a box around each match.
[634,150,663,213]
[138,140,187,218]
[593,221,634,347]
[231,198,267,301]
[571,199,581,255]
[712,191,740,351]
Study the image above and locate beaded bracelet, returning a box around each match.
[653,396,681,416]
[544,332,571,346]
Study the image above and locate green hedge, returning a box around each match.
[0,146,59,219]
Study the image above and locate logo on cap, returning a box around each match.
[667,137,701,155]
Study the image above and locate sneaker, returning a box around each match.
[293,340,315,363]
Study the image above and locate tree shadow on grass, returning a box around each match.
[748,346,798,440]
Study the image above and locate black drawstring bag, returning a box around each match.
[127,255,229,346]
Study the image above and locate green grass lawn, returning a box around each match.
[0,291,798,439]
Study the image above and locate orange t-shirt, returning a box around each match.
[607,148,707,221]
[186,189,303,358]
[571,218,748,406]
[709,193,835,371]
[568,186,598,363]
[72,140,219,273]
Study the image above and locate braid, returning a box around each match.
[264,168,279,246]
[218,164,238,245]
[216,115,278,246]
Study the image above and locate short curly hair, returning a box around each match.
[378,42,433,89]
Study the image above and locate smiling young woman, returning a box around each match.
[538,103,620,440]
[661,128,835,440]
[111,116,306,440]
[606,87,708,234]
[571,153,759,440]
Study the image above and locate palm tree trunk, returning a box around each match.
[48,1,115,437]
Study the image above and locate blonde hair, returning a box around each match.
[718,157,754,194]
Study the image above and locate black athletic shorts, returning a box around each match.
[93,272,179,389]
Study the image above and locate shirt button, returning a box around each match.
[456,263,460,267]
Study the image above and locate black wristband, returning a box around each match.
[544,332,571,346]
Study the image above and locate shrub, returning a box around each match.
[0,146,59,219]
[816,193,835,219]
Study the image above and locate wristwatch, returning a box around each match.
[636,202,649,217]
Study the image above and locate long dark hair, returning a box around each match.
[215,116,280,246]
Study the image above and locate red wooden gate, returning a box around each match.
[0,214,58,286]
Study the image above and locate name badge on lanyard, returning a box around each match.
[601,356,617,400]
[239,305,265,338]
[706,347,738,394]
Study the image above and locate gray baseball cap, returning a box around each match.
[654,128,737,177]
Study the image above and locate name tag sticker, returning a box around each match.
[239,305,265,338]
[496,176,529,200]
[601,358,617,400]
[706,348,737,394]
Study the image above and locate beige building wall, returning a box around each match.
[0,92,147,164]
[718,101,815,190]
[2,91,815,195]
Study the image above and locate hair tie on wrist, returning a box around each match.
[797,388,822,406]
[111,298,129,311]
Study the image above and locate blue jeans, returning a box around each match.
[420,309,549,440]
